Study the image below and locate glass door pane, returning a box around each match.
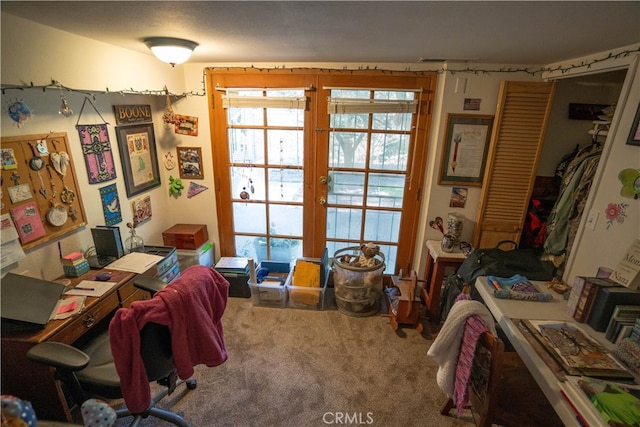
[326,89,414,273]
[226,89,305,262]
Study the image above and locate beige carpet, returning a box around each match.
[113,292,475,426]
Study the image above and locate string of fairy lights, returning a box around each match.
[1,46,639,99]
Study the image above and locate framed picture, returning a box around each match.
[438,114,494,186]
[174,114,199,136]
[116,124,161,197]
[99,183,122,226]
[177,146,204,179]
[627,103,640,146]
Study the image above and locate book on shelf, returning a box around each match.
[573,277,617,323]
[519,319,634,380]
[587,285,640,332]
[560,375,640,427]
[566,276,586,318]
[605,305,640,342]
[214,257,250,274]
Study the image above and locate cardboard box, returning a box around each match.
[162,224,208,250]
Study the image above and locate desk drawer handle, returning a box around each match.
[83,314,95,328]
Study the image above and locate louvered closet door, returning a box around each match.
[472,81,556,249]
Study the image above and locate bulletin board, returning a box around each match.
[1,132,87,251]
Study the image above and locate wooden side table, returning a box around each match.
[422,240,466,322]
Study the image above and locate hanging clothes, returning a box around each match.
[543,143,603,270]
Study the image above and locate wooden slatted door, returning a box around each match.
[472,81,556,249]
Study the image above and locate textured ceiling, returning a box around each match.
[2,1,639,65]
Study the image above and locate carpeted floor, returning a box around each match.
[111,290,475,426]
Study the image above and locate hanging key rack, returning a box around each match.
[1,132,87,250]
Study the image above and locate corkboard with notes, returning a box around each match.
[1,132,87,251]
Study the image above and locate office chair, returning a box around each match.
[27,276,197,427]
[440,331,563,427]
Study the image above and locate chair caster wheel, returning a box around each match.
[186,379,197,389]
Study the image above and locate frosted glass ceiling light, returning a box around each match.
[144,37,199,67]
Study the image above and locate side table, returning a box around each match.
[422,239,466,322]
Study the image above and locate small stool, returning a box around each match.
[422,240,466,322]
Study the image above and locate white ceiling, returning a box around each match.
[2,1,639,65]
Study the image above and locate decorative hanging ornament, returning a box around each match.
[162,86,177,129]
[248,178,255,194]
[7,100,32,127]
[164,152,176,170]
[240,187,250,200]
[58,95,73,117]
[187,181,208,198]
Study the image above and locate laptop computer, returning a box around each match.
[1,273,66,332]
[88,226,125,269]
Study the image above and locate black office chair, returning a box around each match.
[27,276,196,427]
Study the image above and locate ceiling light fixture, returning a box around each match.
[144,37,199,67]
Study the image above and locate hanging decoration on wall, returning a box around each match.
[605,202,629,229]
[177,147,203,179]
[187,181,208,199]
[99,183,122,226]
[131,195,152,225]
[618,168,640,199]
[58,95,73,117]
[174,114,198,136]
[77,124,117,184]
[10,201,46,244]
[6,99,32,127]
[162,86,177,129]
[168,175,184,196]
[163,152,176,170]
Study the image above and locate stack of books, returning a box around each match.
[214,257,250,275]
[614,317,640,376]
[62,252,90,277]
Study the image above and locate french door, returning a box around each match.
[206,69,435,274]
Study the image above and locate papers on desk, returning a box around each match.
[65,280,117,297]
[106,252,164,274]
[0,213,26,267]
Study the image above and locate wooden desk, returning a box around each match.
[475,276,614,426]
[1,269,150,422]
[422,240,466,321]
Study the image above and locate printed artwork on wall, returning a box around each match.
[77,124,117,184]
[99,183,122,226]
[177,147,204,179]
[174,114,198,136]
[10,201,46,244]
[131,195,152,226]
[449,186,468,208]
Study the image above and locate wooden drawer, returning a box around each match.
[121,289,151,308]
[50,292,119,344]
[117,279,137,303]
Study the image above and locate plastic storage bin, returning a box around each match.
[249,261,291,308]
[285,250,329,310]
[177,241,214,272]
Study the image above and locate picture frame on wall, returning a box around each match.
[115,124,161,197]
[177,146,204,179]
[438,114,494,186]
[627,103,640,146]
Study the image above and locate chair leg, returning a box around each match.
[440,398,455,415]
